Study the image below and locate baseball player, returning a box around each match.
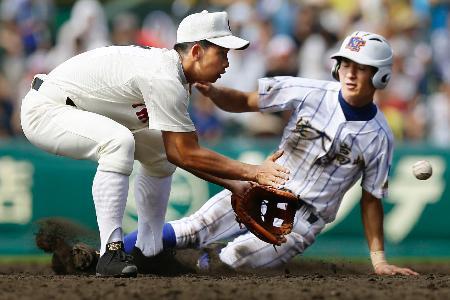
[22,10,290,277]
[122,31,418,276]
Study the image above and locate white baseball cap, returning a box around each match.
[176,10,250,50]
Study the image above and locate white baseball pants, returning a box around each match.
[170,189,326,268]
[21,83,176,255]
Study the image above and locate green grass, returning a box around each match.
[0,254,51,264]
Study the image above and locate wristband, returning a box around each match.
[370,250,387,268]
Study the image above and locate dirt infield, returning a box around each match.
[0,259,449,300]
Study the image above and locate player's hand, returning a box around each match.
[194,82,215,98]
[228,181,252,196]
[254,150,290,188]
[374,262,419,276]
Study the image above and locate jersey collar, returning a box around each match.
[170,49,188,85]
[338,90,377,121]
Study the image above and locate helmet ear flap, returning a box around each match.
[372,66,391,89]
[331,60,340,81]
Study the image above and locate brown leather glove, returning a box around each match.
[231,184,300,246]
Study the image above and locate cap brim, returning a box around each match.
[330,51,354,61]
[207,35,250,50]
[330,51,367,66]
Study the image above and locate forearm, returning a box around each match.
[361,191,387,270]
[179,146,257,182]
[361,194,384,251]
[182,165,238,191]
[208,85,257,113]
[360,192,419,276]
[163,131,288,188]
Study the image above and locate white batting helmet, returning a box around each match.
[330,31,393,89]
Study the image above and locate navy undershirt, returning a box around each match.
[338,91,377,121]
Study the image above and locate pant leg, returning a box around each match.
[21,89,136,255]
[133,128,176,177]
[219,205,326,269]
[170,189,246,248]
[133,168,172,256]
[21,89,135,175]
[132,129,176,256]
[132,129,248,253]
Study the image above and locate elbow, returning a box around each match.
[166,149,195,169]
[166,152,178,165]
[166,150,183,167]
[178,153,197,169]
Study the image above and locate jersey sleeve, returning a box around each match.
[361,131,394,199]
[257,76,333,112]
[137,76,195,132]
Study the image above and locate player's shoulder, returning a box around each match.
[104,45,175,62]
[148,48,183,79]
[373,110,394,143]
[259,76,340,96]
[132,48,185,85]
[81,45,144,56]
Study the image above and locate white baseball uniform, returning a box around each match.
[20,46,195,255]
[21,45,194,176]
[170,76,393,268]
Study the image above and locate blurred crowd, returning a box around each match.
[0,0,449,146]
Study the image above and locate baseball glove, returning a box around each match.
[231,184,300,246]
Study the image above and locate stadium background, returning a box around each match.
[0,0,449,262]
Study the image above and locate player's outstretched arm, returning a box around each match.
[194,82,259,113]
[360,190,419,276]
[162,130,289,188]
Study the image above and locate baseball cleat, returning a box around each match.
[131,247,196,276]
[96,241,137,278]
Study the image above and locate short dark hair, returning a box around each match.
[174,40,216,55]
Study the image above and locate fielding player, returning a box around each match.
[124,31,418,276]
[22,10,290,277]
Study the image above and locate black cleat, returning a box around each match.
[131,247,196,276]
[96,241,137,278]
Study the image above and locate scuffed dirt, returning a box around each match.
[0,260,449,300]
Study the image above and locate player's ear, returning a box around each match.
[190,43,204,61]
[331,60,340,81]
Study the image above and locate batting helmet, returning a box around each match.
[330,31,393,89]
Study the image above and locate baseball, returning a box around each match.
[412,160,432,180]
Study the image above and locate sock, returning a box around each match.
[123,222,176,254]
[169,189,241,248]
[134,171,172,256]
[92,170,129,256]
[162,223,176,249]
[108,228,123,244]
[123,230,137,254]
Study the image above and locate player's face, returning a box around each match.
[197,45,229,83]
[338,59,376,105]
